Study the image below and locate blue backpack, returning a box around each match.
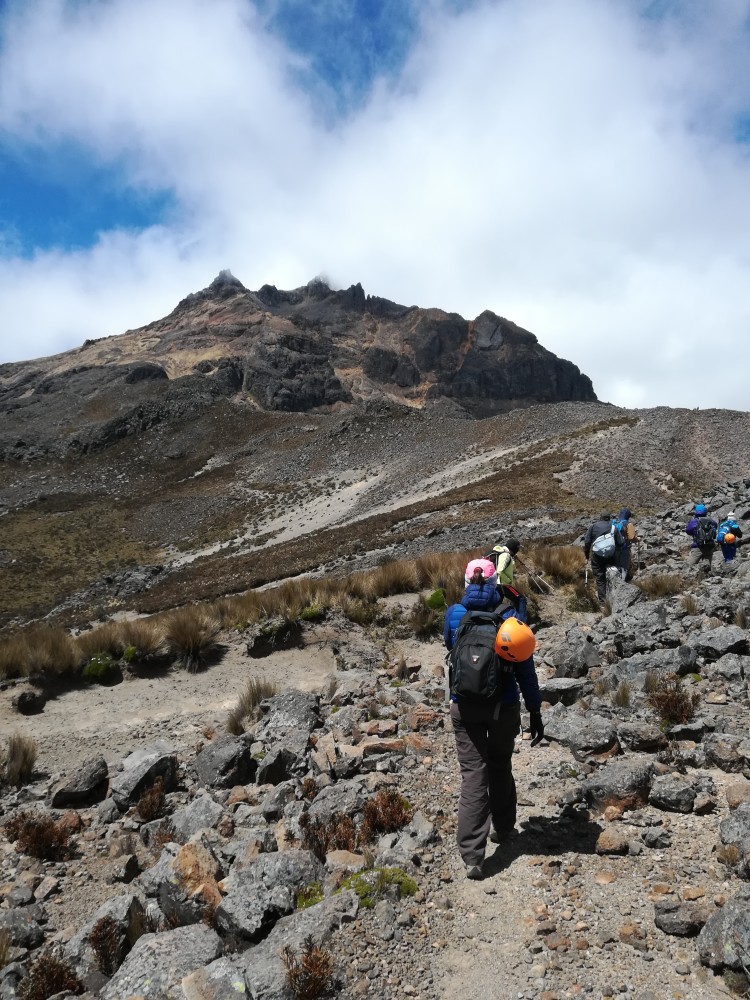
[717,520,737,544]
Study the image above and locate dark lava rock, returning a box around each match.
[51,755,109,808]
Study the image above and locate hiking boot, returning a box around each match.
[490,827,517,844]
[464,859,484,880]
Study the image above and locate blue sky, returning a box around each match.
[1,0,749,410]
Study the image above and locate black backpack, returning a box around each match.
[449,611,510,700]
[695,517,717,547]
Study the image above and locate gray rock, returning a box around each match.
[238,891,359,1000]
[697,886,750,971]
[65,894,145,977]
[550,625,601,679]
[719,802,750,877]
[606,574,648,614]
[11,690,45,715]
[667,718,714,741]
[0,907,45,949]
[706,652,748,682]
[51,755,109,808]
[255,691,322,763]
[545,712,618,757]
[643,827,671,849]
[215,849,323,942]
[617,722,667,753]
[538,677,589,706]
[261,780,297,821]
[111,742,177,810]
[256,747,298,786]
[581,758,654,810]
[195,736,257,789]
[101,923,222,999]
[649,774,697,813]
[704,733,750,774]
[307,778,367,823]
[138,843,181,897]
[170,793,223,841]
[181,956,249,999]
[691,625,748,660]
[654,900,713,936]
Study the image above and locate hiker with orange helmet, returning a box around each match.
[444,559,543,880]
[717,512,743,563]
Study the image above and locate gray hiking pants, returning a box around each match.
[687,545,715,570]
[450,699,521,865]
[590,553,615,603]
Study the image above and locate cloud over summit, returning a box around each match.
[1,0,749,410]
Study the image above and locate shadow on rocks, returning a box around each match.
[481,813,603,878]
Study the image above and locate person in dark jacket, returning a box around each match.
[613,507,636,580]
[685,503,718,570]
[444,564,543,880]
[583,513,624,605]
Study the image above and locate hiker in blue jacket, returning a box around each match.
[444,562,542,880]
[685,503,718,570]
[717,511,743,563]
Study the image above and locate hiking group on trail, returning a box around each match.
[583,508,636,606]
[686,503,743,568]
[444,550,543,880]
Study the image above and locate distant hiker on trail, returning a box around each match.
[685,503,718,570]
[717,511,743,563]
[445,561,543,881]
[583,513,624,606]
[485,537,520,585]
[612,507,637,580]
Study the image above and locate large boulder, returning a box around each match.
[101,923,222,999]
[158,841,224,927]
[581,758,655,811]
[538,677,588,706]
[111,742,178,810]
[550,625,601,679]
[0,906,45,949]
[170,793,224,841]
[691,625,748,660]
[719,802,750,878]
[617,722,668,753]
[215,849,323,942]
[544,712,618,758]
[649,774,698,814]
[254,690,322,763]
[181,956,250,999]
[64,894,145,977]
[237,891,359,1000]
[698,887,750,972]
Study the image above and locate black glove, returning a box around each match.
[529,709,544,747]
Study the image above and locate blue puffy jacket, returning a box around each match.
[443,588,541,710]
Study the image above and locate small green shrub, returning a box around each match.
[299,604,326,622]
[82,652,117,683]
[336,867,417,909]
[122,645,138,664]
[424,588,447,610]
[296,882,324,910]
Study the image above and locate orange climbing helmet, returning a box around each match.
[494,617,536,662]
[724,533,737,545]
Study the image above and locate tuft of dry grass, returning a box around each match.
[408,598,443,639]
[17,952,83,1000]
[526,544,585,584]
[567,579,599,613]
[647,673,700,725]
[643,669,660,694]
[636,574,686,599]
[339,596,378,627]
[0,928,9,971]
[681,594,699,615]
[23,628,81,678]
[299,812,357,862]
[735,608,748,629]
[89,916,123,976]
[282,935,334,1000]
[226,677,279,735]
[3,732,38,787]
[4,811,72,861]
[612,680,632,708]
[359,789,413,844]
[162,606,221,672]
[137,777,165,822]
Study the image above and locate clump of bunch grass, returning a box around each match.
[162,606,221,672]
[226,677,279,735]
[647,672,700,726]
[611,680,632,708]
[408,597,443,638]
[567,579,599,613]
[282,935,334,1000]
[359,789,412,844]
[339,597,378,627]
[0,928,9,971]
[735,608,748,629]
[18,952,82,1000]
[681,594,699,615]
[4,811,71,861]
[3,732,38,787]
[643,669,660,694]
[299,812,357,862]
[636,574,686,599]
[88,916,123,976]
[526,544,585,585]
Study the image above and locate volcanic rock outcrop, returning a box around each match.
[0,272,595,459]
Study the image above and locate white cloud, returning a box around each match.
[0,0,749,410]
